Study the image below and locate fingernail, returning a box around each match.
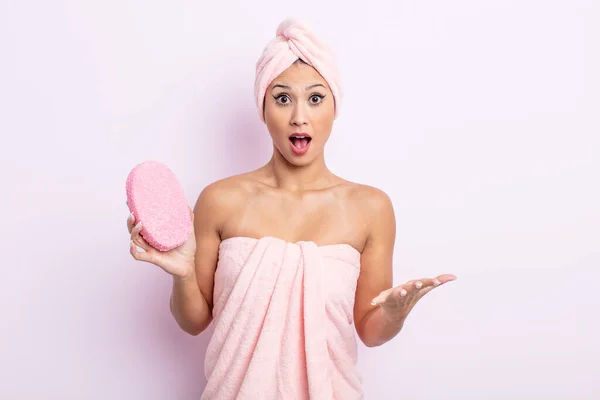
[370,301,377,306]
[415,281,423,289]
[134,222,142,230]
[400,289,407,297]
[433,279,440,286]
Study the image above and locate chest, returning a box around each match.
[222,193,366,249]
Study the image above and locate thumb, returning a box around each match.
[371,287,393,306]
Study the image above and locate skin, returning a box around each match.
[127,60,456,346]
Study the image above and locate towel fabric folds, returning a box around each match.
[201,236,363,399]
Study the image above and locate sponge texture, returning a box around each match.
[126,161,192,252]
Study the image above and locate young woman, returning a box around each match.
[127,18,455,399]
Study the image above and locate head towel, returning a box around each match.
[254,18,343,123]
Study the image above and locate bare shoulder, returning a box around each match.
[332,180,395,247]
[196,174,249,203]
[192,172,262,228]
[341,181,394,216]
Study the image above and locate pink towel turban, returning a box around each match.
[254,18,343,123]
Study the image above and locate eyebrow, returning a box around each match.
[272,83,326,91]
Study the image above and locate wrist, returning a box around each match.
[174,263,196,282]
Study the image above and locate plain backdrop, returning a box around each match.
[1,0,598,399]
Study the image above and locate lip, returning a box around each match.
[288,132,311,139]
[289,132,312,156]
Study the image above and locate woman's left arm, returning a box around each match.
[353,188,456,347]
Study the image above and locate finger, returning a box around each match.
[370,287,394,306]
[384,285,410,305]
[130,222,152,252]
[127,213,135,233]
[416,275,456,298]
[397,280,425,301]
[408,276,455,291]
[130,221,142,241]
[132,228,151,252]
[393,285,408,298]
[395,280,422,296]
[434,274,457,285]
[413,278,439,289]
[417,285,436,298]
[130,240,154,264]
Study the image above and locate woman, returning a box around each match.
[127,18,455,399]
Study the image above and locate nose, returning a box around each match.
[290,103,308,127]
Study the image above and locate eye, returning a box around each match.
[310,94,324,105]
[274,94,291,105]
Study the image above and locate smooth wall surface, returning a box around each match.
[1,0,598,398]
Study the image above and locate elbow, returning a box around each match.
[356,321,402,348]
[185,316,212,336]
[169,301,211,336]
[356,327,384,348]
[176,318,210,336]
[360,336,386,348]
[184,326,204,336]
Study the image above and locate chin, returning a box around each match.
[276,144,319,167]
[286,155,315,167]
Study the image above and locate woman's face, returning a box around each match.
[264,61,335,166]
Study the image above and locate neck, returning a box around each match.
[266,148,333,191]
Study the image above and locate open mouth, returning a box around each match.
[289,134,312,149]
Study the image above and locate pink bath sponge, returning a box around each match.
[125,161,192,252]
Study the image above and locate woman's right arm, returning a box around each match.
[170,184,223,335]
